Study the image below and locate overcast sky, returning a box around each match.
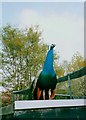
[2,2,84,62]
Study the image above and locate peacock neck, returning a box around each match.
[43,49,54,73]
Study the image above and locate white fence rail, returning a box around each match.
[15,99,85,110]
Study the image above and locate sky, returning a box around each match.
[2,2,84,62]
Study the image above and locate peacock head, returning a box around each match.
[50,44,56,50]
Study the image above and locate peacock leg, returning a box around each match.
[49,89,51,99]
[43,90,45,100]
[37,87,42,100]
[45,89,49,100]
[50,90,55,99]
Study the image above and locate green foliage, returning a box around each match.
[67,52,85,97]
[56,52,85,98]
[1,91,12,107]
[55,64,65,77]
[1,25,48,90]
[68,52,85,72]
[79,76,86,97]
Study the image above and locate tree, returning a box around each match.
[67,52,85,97]
[55,52,85,97]
[68,52,84,72]
[55,64,65,78]
[1,25,48,90]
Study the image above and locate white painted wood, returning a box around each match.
[15,99,85,110]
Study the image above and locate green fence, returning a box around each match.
[57,67,86,83]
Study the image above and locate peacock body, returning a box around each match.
[34,44,57,100]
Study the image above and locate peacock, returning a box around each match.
[33,44,57,100]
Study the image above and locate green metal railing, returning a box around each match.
[57,67,86,99]
[57,67,86,83]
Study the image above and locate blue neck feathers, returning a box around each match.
[43,48,54,73]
